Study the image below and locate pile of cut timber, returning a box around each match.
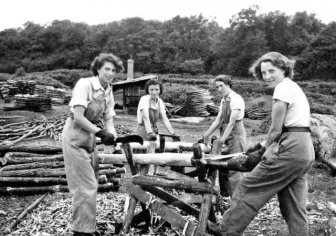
[177,89,213,117]
[0,151,124,195]
[245,105,271,120]
[0,113,133,145]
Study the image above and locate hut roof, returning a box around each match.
[112,75,158,91]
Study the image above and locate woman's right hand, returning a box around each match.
[198,134,210,144]
[147,132,157,141]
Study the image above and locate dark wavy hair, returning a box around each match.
[91,53,124,76]
[145,79,163,95]
[249,52,295,80]
[214,75,233,88]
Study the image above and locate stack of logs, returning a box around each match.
[0,114,135,195]
[0,151,124,195]
[0,113,133,145]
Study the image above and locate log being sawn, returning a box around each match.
[99,152,246,167]
[99,140,212,153]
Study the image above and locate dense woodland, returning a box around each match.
[1,5,336,81]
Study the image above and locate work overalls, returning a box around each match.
[219,130,315,236]
[136,99,160,141]
[62,83,109,233]
[218,97,246,197]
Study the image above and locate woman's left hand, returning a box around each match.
[104,145,115,154]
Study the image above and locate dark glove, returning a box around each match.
[243,146,266,171]
[246,142,263,154]
[172,134,181,142]
[147,132,157,141]
[95,129,115,145]
[197,135,209,144]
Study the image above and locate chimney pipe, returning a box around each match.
[127,59,134,81]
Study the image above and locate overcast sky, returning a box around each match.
[1,0,335,31]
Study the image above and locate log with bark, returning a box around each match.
[0,167,125,177]
[0,154,64,165]
[99,152,244,168]
[0,161,64,172]
[0,175,108,186]
[100,141,212,153]
[0,183,117,195]
[132,175,219,193]
[0,137,62,154]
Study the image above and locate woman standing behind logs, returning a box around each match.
[201,75,246,197]
[62,53,123,236]
[218,52,315,236]
[136,79,180,142]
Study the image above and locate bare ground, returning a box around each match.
[0,105,335,235]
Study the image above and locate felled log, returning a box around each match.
[0,137,62,154]
[99,152,240,167]
[100,141,212,153]
[0,167,125,177]
[129,185,198,236]
[155,168,195,181]
[0,161,64,172]
[0,183,116,195]
[1,154,64,165]
[142,186,200,218]
[129,185,219,236]
[3,193,47,234]
[132,175,219,193]
[0,175,108,186]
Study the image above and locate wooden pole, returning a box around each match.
[129,185,198,236]
[0,167,124,178]
[132,175,219,193]
[0,154,64,165]
[106,141,212,153]
[0,161,64,172]
[98,152,241,166]
[142,185,200,218]
[121,142,138,233]
[0,175,108,186]
[3,193,48,234]
[0,183,116,195]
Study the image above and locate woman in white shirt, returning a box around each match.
[136,79,179,141]
[218,52,315,236]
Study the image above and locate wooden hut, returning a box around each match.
[112,75,158,114]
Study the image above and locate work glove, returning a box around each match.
[95,129,115,146]
[243,146,266,171]
[198,134,209,144]
[171,134,181,142]
[245,142,263,154]
[147,132,157,141]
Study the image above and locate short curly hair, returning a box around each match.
[214,75,233,88]
[145,79,163,95]
[249,52,295,80]
[91,53,124,76]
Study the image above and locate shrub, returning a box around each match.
[14,67,26,77]
[179,59,205,74]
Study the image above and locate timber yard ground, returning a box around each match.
[0,104,335,236]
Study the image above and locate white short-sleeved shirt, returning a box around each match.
[69,76,115,120]
[219,90,245,120]
[273,78,310,127]
[137,95,166,124]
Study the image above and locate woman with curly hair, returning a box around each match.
[62,53,123,236]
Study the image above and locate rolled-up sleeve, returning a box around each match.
[69,79,89,108]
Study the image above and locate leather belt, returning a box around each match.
[283,127,311,133]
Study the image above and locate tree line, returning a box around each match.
[0,5,335,81]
